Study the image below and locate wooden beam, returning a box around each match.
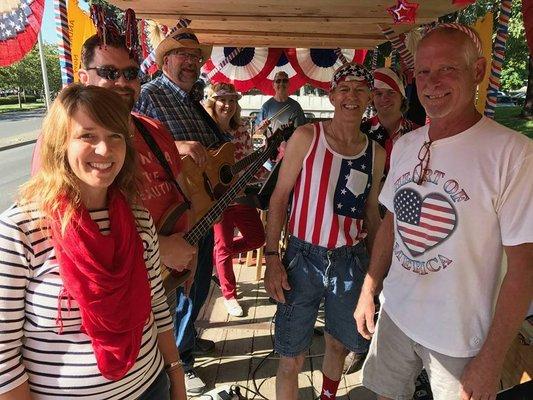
[138,13,436,25]
[194,34,380,49]
[193,28,384,41]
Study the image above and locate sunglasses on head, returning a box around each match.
[86,66,140,81]
[275,78,289,83]
[413,140,432,185]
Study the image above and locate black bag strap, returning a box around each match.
[132,115,191,209]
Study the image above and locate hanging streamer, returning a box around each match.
[484,0,512,119]
[380,26,415,82]
[54,0,73,87]
[371,46,379,71]
[204,47,243,80]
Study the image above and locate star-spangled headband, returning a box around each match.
[330,63,373,91]
[373,67,406,98]
[430,23,483,57]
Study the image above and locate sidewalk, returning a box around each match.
[0,130,39,151]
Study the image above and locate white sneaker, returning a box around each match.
[223,298,243,317]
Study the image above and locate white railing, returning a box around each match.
[239,94,334,118]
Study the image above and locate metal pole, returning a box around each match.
[38,33,51,111]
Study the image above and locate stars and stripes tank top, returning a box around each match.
[288,121,375,249]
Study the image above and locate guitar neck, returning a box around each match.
[183,143,277,245]
[231,152,258,176]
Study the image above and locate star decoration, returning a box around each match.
[337,203,343,209]
[347,160,353,166]
[323,389,333,399]
[341,188,347,195]
[387,0,419,24]
[361,164,366,170]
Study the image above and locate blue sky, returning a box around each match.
[41,0,90,44]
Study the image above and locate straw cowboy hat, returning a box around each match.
[155,27,212,67]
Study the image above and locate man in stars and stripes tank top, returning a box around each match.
[263,63,385,400]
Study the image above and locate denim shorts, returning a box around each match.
[274,236,370,357]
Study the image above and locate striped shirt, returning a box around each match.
[289,122,375,249]
[0,204,172,399]
[134,74,224,148]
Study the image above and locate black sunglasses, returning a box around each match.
[86,66,140,81]
[275,78,289,83]
[414,140,432,185]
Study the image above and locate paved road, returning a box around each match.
[0,143,34,211]
[0,109,45,139]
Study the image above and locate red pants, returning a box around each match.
[213,204,265,299]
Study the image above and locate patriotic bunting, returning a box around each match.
[201,47,282,93]
[0,0,45,67]
[254,50,307,95]
[285,48,367,90]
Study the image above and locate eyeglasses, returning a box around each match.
[414,140,432,185]
[86,66,140,81]
[274,78,289,84]
[170,51,204,63]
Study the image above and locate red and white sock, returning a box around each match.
[321,373,340,399]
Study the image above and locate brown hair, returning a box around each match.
[81,34,137,69]
[19,84,138,231]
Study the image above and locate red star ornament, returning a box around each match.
[387,0,419,24]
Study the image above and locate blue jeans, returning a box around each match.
[174,229,214,371]
[275,236,370,357]
[137,370,169,400]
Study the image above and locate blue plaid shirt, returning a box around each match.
[134,74,223,148]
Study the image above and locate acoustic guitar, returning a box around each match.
[158,124,294,311]
[179,124,293,222]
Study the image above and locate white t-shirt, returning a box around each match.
[379,116,533,357]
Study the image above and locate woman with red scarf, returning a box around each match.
[0,85,185,399]
[204,83,267,317]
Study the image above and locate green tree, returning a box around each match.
[0,43,61,106]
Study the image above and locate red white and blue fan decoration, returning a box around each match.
[0,0,45,66]
[286,48,368,90]
[254,49,307,95]
[201,46,283,93]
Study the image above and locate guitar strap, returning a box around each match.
[191,100,232,146]
[132,115,192,209]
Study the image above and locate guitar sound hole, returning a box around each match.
[219,164,233,185]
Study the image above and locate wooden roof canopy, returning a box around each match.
[107,0,468,49]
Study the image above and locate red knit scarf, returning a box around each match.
[51,190,152,381]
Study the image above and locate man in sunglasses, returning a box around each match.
[255,71,306,132]
[356,24,532,400]
[32,34,196,275]
[134,28,228,395]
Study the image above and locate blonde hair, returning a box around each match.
[204,82,242,131]
[19,84,138,232]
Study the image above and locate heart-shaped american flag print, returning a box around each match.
[393,188,457,256]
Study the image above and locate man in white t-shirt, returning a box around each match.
[355,23,533,400]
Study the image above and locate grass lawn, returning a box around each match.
[0,102,45,113]
[494,106,533,138]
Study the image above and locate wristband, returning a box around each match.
[165,359,184,373]
[265,250,279,256]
